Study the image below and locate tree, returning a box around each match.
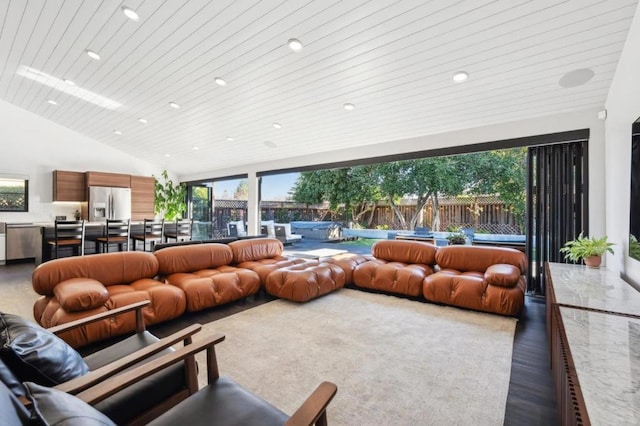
[292,166,382,225]
[234,180,248,200]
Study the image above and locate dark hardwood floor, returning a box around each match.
[0,262,557,425]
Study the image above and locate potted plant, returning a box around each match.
[560,232,614,268]
[154,170,187,221]
[446,232,467,245]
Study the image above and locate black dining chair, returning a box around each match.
[47,220,85,259]
[131,219,165,251]
[164,218,193,243]
[95,219,130,253]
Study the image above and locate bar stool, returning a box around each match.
[164,218,193,243]
[95,219,130,253]
[47,220,85,259]
[131,218,164,251]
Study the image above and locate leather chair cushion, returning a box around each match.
[265,262,346,302]
[0,380,35,425]
[54,278,109,312]
[372,240,437,265]
[24,381,116,426]
[32,251,160,296]
[0,313,89,386]
[484,264,520,287]
[147,376,289,426]
[83,331,187,425]
[155,243,233,275]
[0,358,24,397]
[229,238,284,263]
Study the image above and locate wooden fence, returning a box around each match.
[207,195,522,235]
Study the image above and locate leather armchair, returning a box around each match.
[0,301,202,425]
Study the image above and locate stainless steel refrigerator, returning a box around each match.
[88,186,132,222]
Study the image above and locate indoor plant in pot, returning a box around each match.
[560,232,614,268]
[154,170,186,221]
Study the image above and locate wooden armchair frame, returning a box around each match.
[74,332,338,426]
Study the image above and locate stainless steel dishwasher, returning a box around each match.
[6,223,37,261]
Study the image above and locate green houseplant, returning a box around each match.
[154,170,187,221]
[446,232,467,245]
[560,233,614,268]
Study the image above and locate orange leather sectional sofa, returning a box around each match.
[324,240,526,316]
[31,238,526,348]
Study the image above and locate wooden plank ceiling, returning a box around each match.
[0,0,637,175]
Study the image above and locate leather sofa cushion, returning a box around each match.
[484,264,520,287]
[229,238,284,263]
[371,240,437,265]
[265,262,346,302]
[32,252,159,296]
[0,379,31,425]
[147,376,289,426]
[435,245,527,273]
[0,313,89,386]
[24,381,116,426]
[53,278,109,312]
[155,243,233,275]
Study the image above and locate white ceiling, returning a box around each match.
[0,0,637,176]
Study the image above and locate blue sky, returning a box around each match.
[213,172,300,200]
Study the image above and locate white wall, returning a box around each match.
[0,100,162,223]
[604,4,640,282]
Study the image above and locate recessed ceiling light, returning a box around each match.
[453,71,469,82]
[288,38,303,51]
[226,136,234,142]
[47,99,57,105]
[214,77,227,86]
[273,122,282,129]
[64,79,75,86]
[343,103,355,111]
[264,141,277,148]
[164,153,171,158]
[138,118,147,124]
[86,49,101,60]
[169,102,180,109]
[114,130,122,135]
[192,146,199,150]
[121,6,139,22]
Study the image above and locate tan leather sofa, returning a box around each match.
[32,252,187,347]
[423,245,526,316]
[228,238,308,283]
[351,240,438,297]
[154,243,261,312]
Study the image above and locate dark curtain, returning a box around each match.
[526,139,589,295]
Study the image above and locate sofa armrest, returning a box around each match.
[286,381,338,426]
[47,300,150,335]
[484,264,520,287]
[75,333,226,406]
[54,323,202,395]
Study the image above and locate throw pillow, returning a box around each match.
[0,312,89,386]
[24,381,116,426]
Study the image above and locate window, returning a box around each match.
[0,177,29,212]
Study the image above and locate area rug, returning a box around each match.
[193,289,517,425]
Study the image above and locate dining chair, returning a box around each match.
[47,220,85,259]
[131,218,164,251]
[164,218,193,243]
[95,219,130,253]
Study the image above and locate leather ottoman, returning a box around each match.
[265,262,345,302]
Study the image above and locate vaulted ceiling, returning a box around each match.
[0,0,637,175]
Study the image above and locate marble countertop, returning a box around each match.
[548,262,640,317]
[559,306,640,425]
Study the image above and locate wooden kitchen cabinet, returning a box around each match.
[53,170,86,201]
[130,175,156,220]
[86,171,131,188]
